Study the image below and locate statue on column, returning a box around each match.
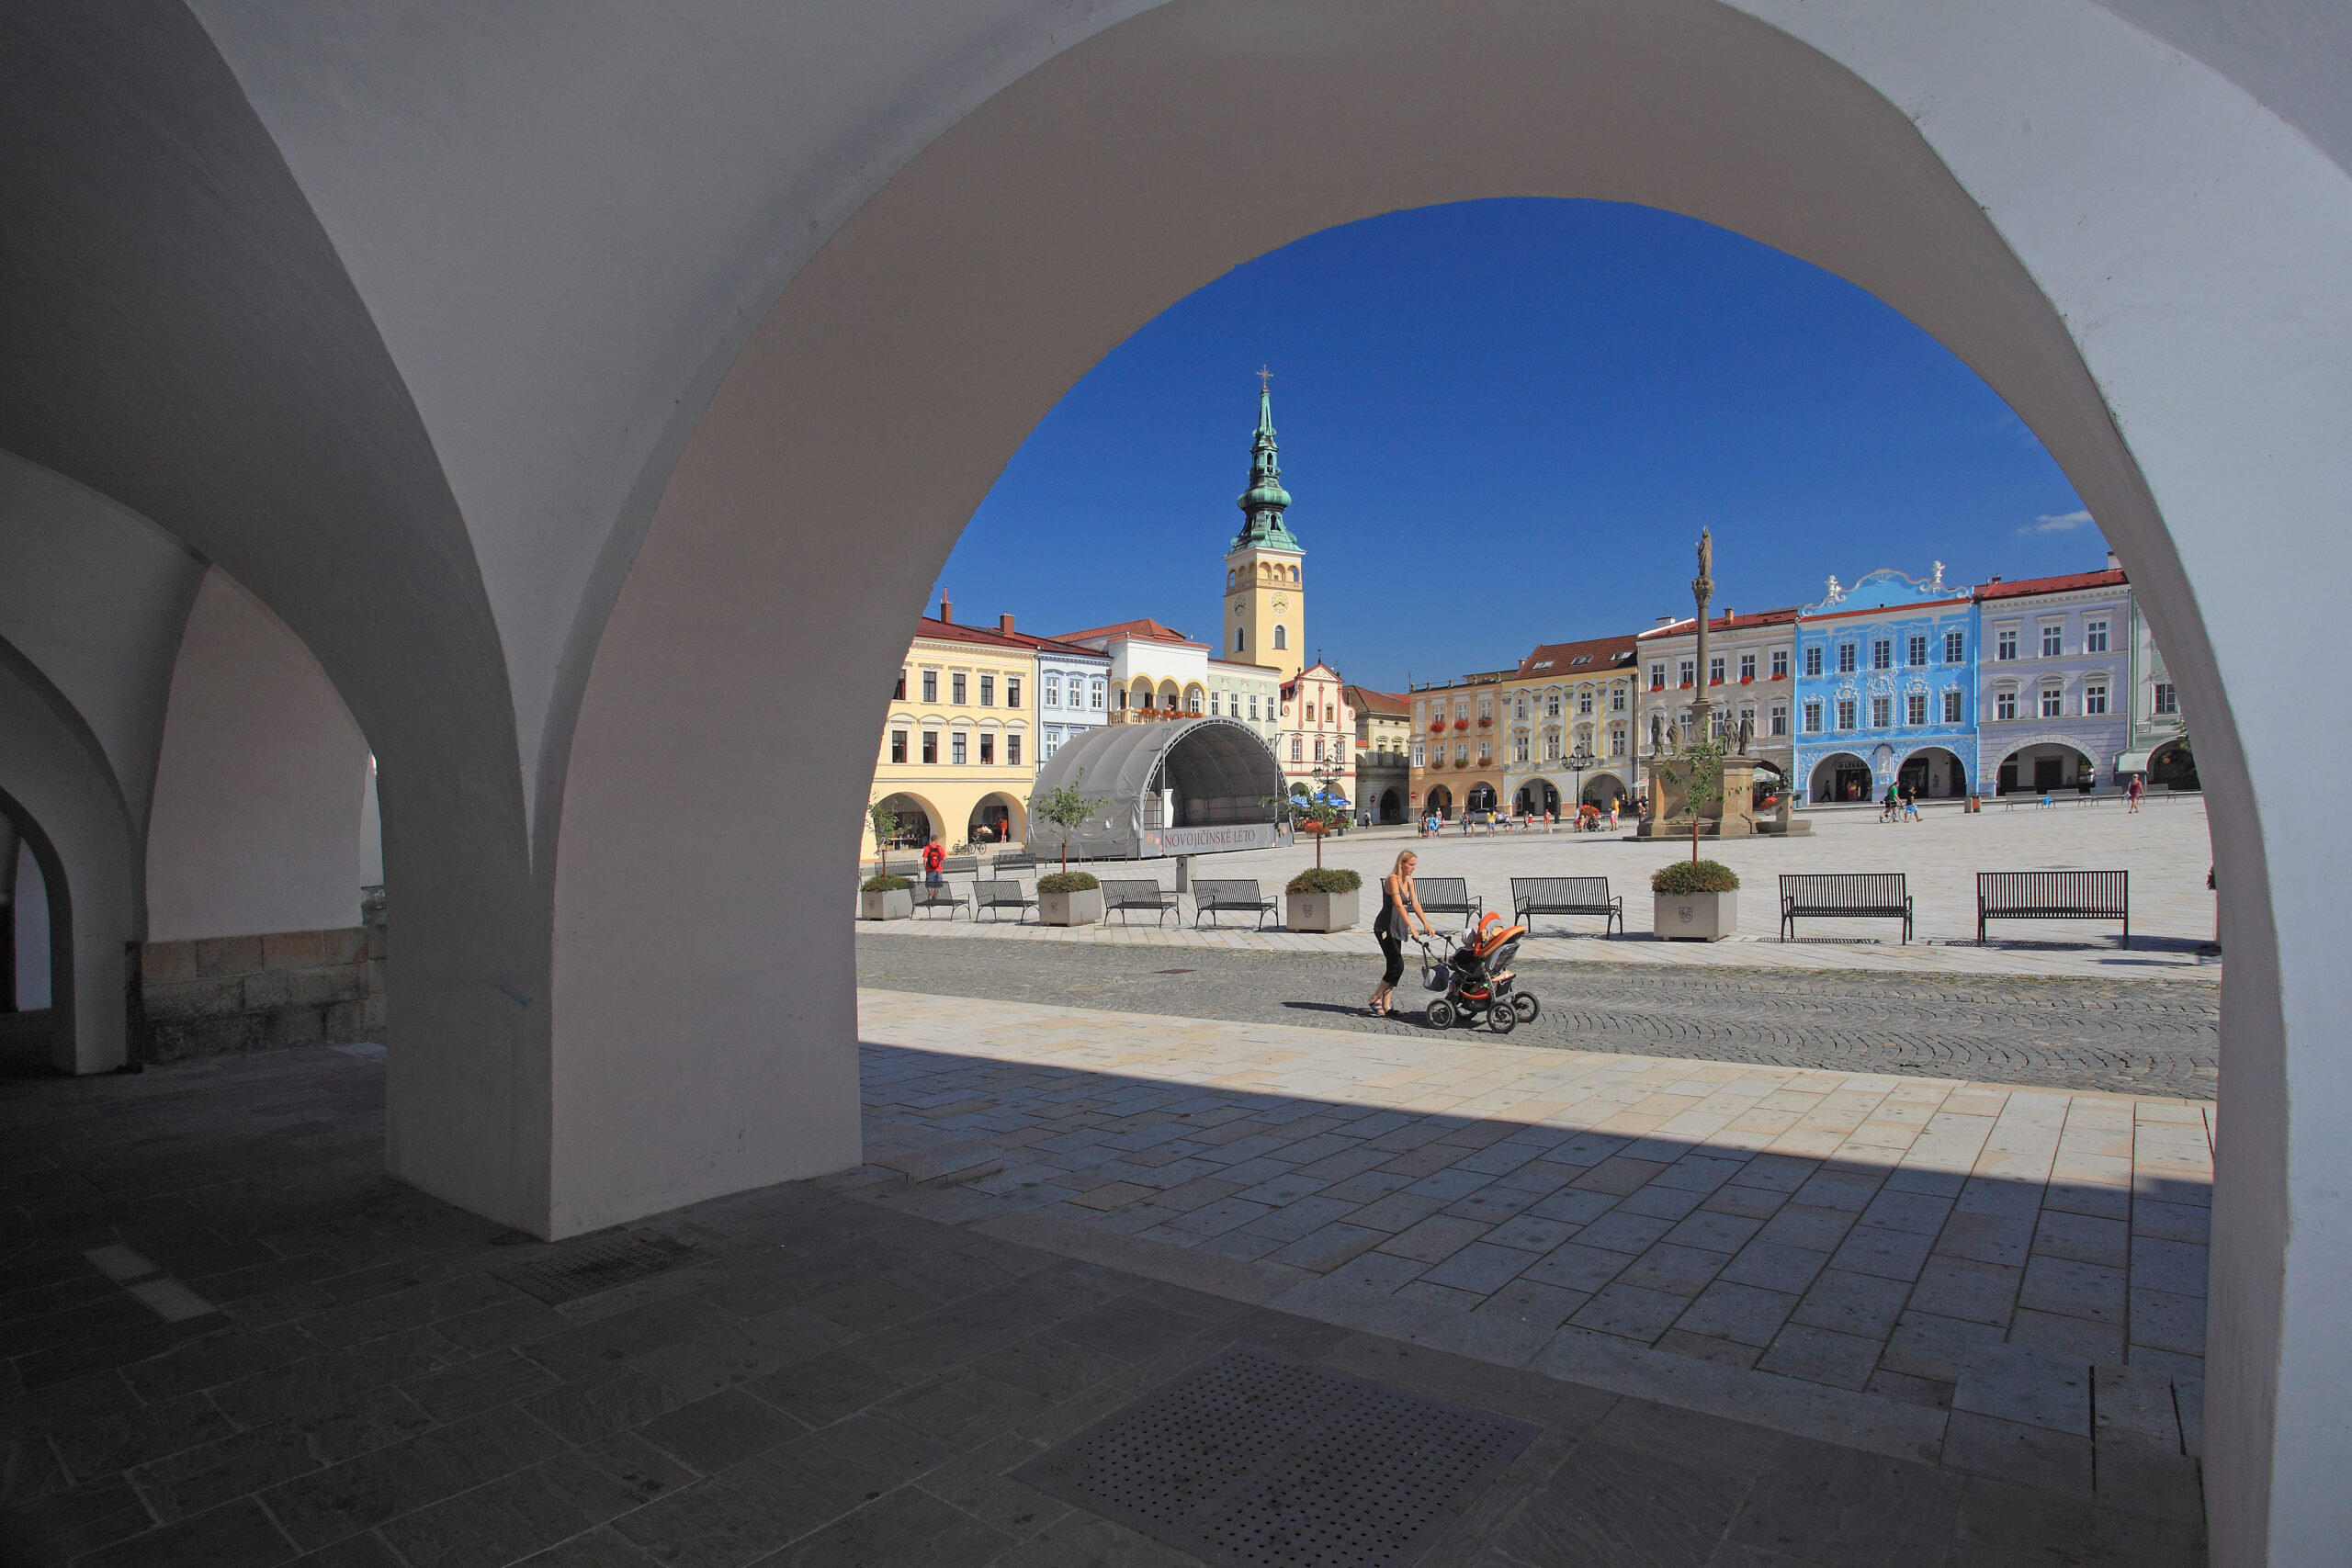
[1736,710,1754,755]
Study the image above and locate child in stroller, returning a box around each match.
[1421,912,1541,1033]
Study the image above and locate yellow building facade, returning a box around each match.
[863,608,1037,864]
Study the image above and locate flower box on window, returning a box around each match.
[1739,675,1755,684]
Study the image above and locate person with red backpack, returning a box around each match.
[922,838,945,891]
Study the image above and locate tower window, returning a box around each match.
[1236,627,1246,651]
[1272,626,1287,649]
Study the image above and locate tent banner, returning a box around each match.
[1142,822,1280,857]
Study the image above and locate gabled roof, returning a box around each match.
[1516,632,1639,675]
[992,626,1112,660]
[1341,683,1409,717]
[1974,568,2128,602]
[911,615,1042,652]
[1635,606,1802,641]
[1053,616,1199,648]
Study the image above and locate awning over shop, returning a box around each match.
[2116,749,2154,773]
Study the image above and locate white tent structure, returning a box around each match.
[1027,716,1285,861]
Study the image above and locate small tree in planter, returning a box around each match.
[1651,858,1740,941]
[1653,734,1727,861]
[867,801,900,877]
[1029,771,1110,875]
[1284,866,1363,932]
[1265,793,1351,869]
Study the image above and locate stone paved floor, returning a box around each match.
[1,1035,2208,1564]
[850,992,2211,1486]
[870,795,2220,979]
[856,938,2220,1098]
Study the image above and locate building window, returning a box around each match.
[1837,698,1857,729]
[890,729,908,763]
[1772,649,1790,679]
[1943,690,1962,724]
[895,670,908,700]
[1312,737,1325,762]
[1546,694,1561,718]
[1515,697,1527,720]
[1679,659,1695,687]
[1189,692,1203,715]
[1208,692,1220,716]
[922,731,939,763]
[1609,723,1626,757]
[1007,677,1021,708]
[1091,679,1105,709]
[978,674,994,707]
[1996,628,2018,660]
[2041,687,2064,718]
[1906,692,1928,726]
[1611,687,1626,712]
[1455,743,1468,764]
[1273,625,1287,649]
[1838,643,1858,674]
[979,734,994,764]
[1907,635,1928,668]
[1871,695,1892,727]
[1235,627,1246,652]
[1291,737,1302,761]
[1804,701,1823,733]
[2086,619,2109,653]
[1044,674,1060,707]
[1412,742,1426,767]
[1545,734,1560,761]
[951,672,967,704]
[1514,736,1530,763]
[922,670,938,703]
[1649,662,1666,691]
[1770,704,1788,737]
[2085,682,2109,716]
[1577,690,1594,715]
[1996,690,2018,721]
[2154,682,2177,715]
[1871,639,1893,671]
[1479,740,1492,761]
[2041,625,2064,658]
[1944,630,1964,664]
[951,732,967,764]
[1709,657,1724,685]
[1740,653,1756,681]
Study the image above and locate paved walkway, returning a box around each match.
[872,795,2220,978]
[856,936,2221,1099]
[851,990,2211,1499]
[0,1035,2206,1564]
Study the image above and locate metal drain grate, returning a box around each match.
[1015,1345,1535,1568]
[495,1230,695,1304]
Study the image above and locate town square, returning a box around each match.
[3,7,2344,1567]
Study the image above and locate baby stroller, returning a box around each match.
[1419,912,1541,1033]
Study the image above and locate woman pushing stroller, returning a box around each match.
[1368,851,1438,1018]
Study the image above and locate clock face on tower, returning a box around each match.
[1231,599,1244,615]
[1272,595,1290,612]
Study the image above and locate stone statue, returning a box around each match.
[1697,528,1713,581]
[1825,574,1841,600]
[1931,560,1946,590]
[1736,711,1754,754]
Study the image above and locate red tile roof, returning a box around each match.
[1517,633,1640,675]
[912,615,1046,652]
[1052,616,1196,646]
[1974,568,2128,601]
[1636,605,1802,640]
[1342,683,1410,716]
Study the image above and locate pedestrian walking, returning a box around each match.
[1368,850,1436,1018]
[922,837,945,890]
[2127,774,2144,814]
[1901,784,1920,822]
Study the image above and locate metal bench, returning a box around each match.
[973,878,1035,923]
[910,881,968,919]
[1511,876,1623,937]
[1414,876,1483,924]
[1978,870,2128,947]
[1101,878,1180,928]
[1193,878,1276,930]
[1779,873,1913,943]
[989,850,1037,873]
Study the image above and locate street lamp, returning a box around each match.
[1568,747,1598,817]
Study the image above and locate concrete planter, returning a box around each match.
[1038,887,1103,927]
[1655,889,1736,941]
[859,887,913,921]
[1286,886,1360,932]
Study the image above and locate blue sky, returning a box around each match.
[942,198,2103,693]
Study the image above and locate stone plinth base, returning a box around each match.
[136,927,376,1063]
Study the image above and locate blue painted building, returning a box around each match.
[1792,568,1978,802]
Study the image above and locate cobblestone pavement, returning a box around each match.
[849,989,2213,1539]
[0,1044,2206,1565]
[856,935,2222,1100]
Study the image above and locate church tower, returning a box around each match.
[1223,376,1306,683]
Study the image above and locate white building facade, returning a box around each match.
[1973,565,2132,795]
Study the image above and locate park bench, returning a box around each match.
[973,878,1035,923]
[1193,878,1276,930]
[1779,873,1913,943]
[1101,878,1180,927]
[1414,876,1483,925]
[990,850,1037,873]
[1977,870,2129,947]
[1511,876,1623,937]
[910,854,978,919]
